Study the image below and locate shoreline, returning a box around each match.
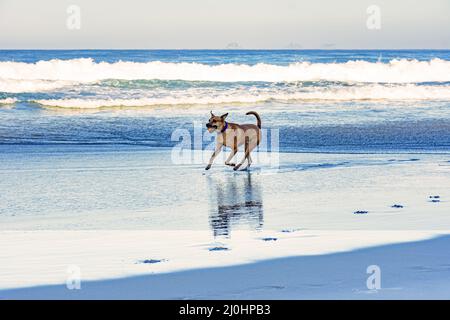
[2,143,450,154]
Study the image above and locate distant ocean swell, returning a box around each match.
[1,57,450,108]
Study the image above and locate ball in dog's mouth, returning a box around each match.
[206,123,217,132]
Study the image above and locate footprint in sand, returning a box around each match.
[261,237,278,241]
[209,246,229,252]
[137,259,167,264]
[429,195,441,203]
[280,228,300,233]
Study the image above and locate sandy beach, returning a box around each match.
[2,233,450,300]
[0,148,449,298]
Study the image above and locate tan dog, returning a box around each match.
[205,111,261,171]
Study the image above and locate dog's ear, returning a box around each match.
[220,113,228,120]
[210,110,215,117]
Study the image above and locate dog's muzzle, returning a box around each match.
[206,123,217,129]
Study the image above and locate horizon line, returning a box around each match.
[1,48,450,51]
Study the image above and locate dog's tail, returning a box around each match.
[246,111,261,129]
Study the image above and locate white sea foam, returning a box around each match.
[0,79,77,93]
[34,84,450,108]
[0,97,17,104]
[1,58,450,94]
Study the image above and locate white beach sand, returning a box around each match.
[1,231,449,299]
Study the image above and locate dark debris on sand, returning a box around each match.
[391,204,404,208]
[354,210,368,215]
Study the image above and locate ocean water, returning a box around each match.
[0,50,450,152]
[1,50,450,231]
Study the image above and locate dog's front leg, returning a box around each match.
[205,143,222,170]
[225,135,238,167]
[225,148,237,166]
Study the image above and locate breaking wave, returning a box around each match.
[0,97,17,104]
[1,58,450,93]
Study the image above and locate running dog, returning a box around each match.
[205,111,261,171]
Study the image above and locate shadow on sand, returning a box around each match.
[2,235,450,299]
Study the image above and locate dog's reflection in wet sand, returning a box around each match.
[208,172,263,237]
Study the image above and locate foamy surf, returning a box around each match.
[0,79,77,93]
[0,97,17,104]
[1,58,450,94]
[33,84,450,108]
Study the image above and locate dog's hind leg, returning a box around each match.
[247,153,253,168]
[234,137,256,171]
[242,143,257,170]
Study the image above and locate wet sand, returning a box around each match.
[0,148,449,297]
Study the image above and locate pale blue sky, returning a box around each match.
[0,0,449,49]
